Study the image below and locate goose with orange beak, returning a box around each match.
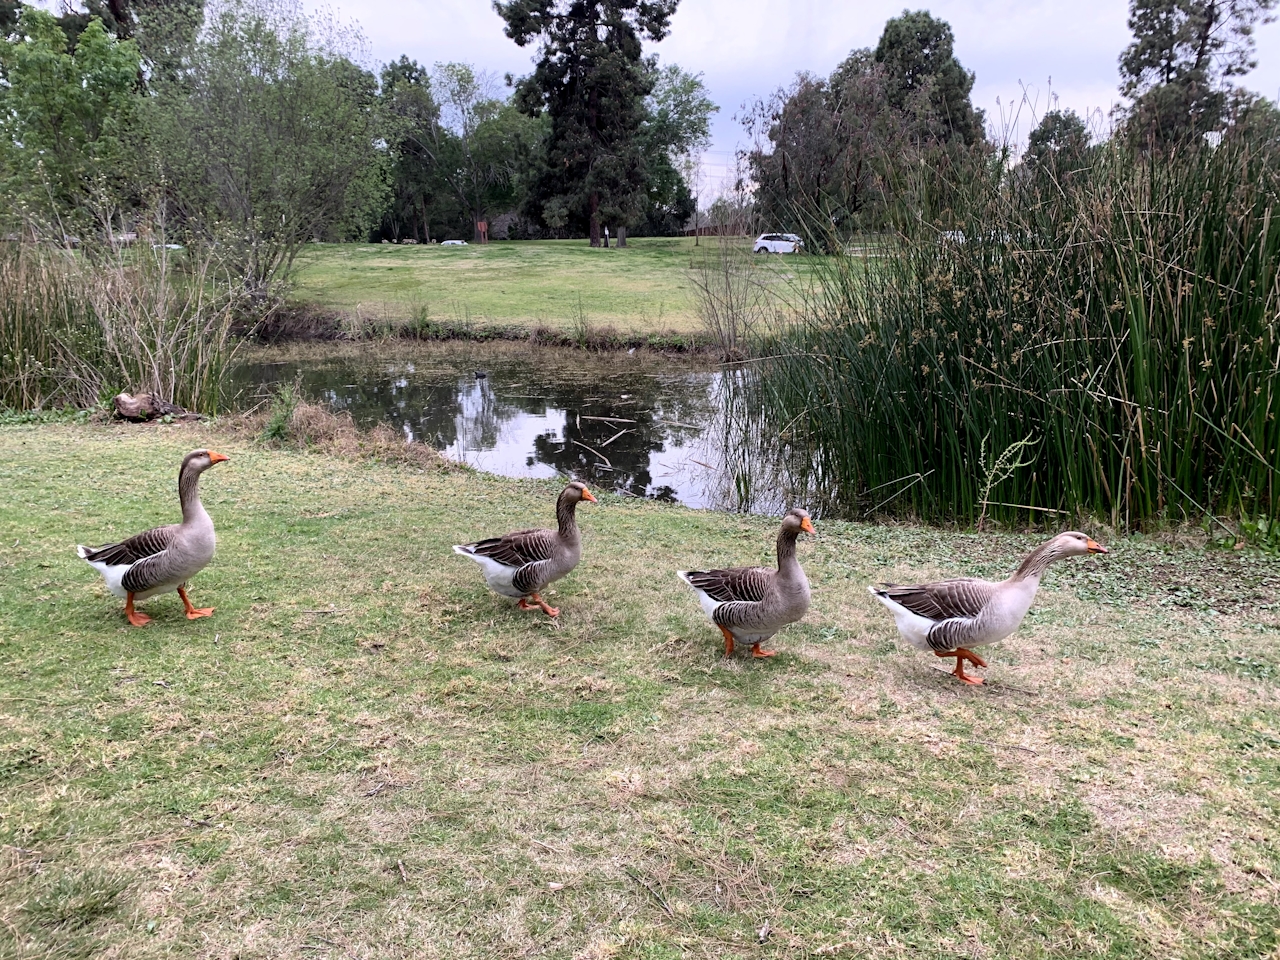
[679,508,815,659]
[77,449,230,626]
[869,531,1108,684]
[453,480,596,618]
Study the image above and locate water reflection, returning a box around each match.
[230,341,810,512]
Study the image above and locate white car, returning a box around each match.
[753,232,804,254]
[441,239,468,246]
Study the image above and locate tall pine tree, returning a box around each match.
[494,0,677,246]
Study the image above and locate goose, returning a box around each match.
[869,531,1108,684]
[678,508,815,658]
[452,480,597,617]
[77,449,230,626]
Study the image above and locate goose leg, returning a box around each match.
[125,592,151,627]
[934,649,984,685]
[750,642,777,659]
[518,598,537,611]
[718,624,735,657]
[529,593,559,617]
[178,586,214,620]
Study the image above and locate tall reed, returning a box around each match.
[0,238,249,412]
[760,136,1279,530]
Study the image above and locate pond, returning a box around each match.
[231,341,812,514]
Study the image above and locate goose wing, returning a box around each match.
[465,528,558,569]
[80,524,179,566]
[874,578,996,622]
[682,566,771,603]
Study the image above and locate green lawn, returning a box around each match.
[291,237,810,336]
[2,423,1278,958]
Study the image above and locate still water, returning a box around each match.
[231,341,805,513]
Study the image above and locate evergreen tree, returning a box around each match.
[873,9,983,146]
[494,0,678,246]
[1119,0,1277,147]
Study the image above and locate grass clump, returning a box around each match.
[761,136,1279,532]
[242,380,449,471]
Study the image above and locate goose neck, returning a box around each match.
[555,493,580,542]
[1013,542,1057,581]
[179,464,207,524]
[775,527,801,574]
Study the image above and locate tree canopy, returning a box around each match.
[0,7,142,232]
[495,0,679,246]
[746,9,985,246]
[1119,0,1278,146]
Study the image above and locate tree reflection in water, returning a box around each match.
[230,341,793,510]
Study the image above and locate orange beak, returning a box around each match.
[208,451,230,464]
[800,517,816,534]
[581,488,597,502]
[1086,538,1107,554]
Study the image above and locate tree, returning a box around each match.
[746,11,986,247]
[376,57,546,243]
[430,62,544,241]
[495,0,678,246]
[150,0,387,294]
[12,1,203,80]
[378,56,448,241]
[636,63,715,239]
[1119,0,1278,147]
[873,9,983,147]
[0,7,142,233]
[1023,109,1090,170]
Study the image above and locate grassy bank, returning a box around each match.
[2,424,1278,958]
[289,237,811,340]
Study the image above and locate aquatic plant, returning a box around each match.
[0,236,248,413]
[761,134,1279,531]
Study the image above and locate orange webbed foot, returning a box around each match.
[751,643,778,659]
[518,598,538,611]
[178,587,214,620]
[125,593,151,627]
[529,594,560,618]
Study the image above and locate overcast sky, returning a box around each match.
[318,1,1280,191]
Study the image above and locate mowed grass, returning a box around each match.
[2,423,1279,959]
[291,237,808,335]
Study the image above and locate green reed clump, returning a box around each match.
[0,238,249,413]
[761,136,1279,531]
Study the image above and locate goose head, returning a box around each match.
[1046,530,1108,558]
[781,508,816,536]
[562,481,597,504]
[182,449,231,475]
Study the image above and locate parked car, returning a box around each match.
[753,232,804,254]
[441,239,468,246]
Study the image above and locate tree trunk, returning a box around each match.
[616,226,626,248]
[589,192,601,247]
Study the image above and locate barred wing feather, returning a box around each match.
[875,578,996,622]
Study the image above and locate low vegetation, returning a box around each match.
[2,423,1278,957]
[761,136,1280,535]
[0,239,246,413]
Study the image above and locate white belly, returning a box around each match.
[454,546,525,598]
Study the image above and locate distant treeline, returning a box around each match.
[0,0,716,294]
